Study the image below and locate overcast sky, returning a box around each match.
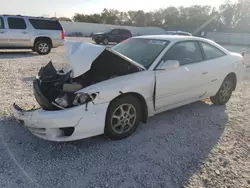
[1,0,232,18]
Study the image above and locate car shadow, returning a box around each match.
[0,51,38,59]
[1,101,227,188]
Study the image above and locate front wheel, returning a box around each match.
[210,77,234,105]
[104,96,142,140]
[35,41,51,55]
[102,38,109,45]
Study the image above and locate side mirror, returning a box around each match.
[156,60,180,70]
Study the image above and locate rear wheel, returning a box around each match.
[35,40,51,55]
[102,38,109,45]
[104,96,142,140]
[210,77,234,105]
[95,40,100,44]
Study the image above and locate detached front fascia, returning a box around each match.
[13,101,110,142]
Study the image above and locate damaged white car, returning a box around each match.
[13,36,246,142]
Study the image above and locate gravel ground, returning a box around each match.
[0,38,249,188]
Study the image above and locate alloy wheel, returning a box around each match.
[111,104,137,134]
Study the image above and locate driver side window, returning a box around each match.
[111,29,118,35]
[0,17,4,29]
[163,41,203,66]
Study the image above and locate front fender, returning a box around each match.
[78,71,155,105]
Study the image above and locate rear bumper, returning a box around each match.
[52,39,64,48]
[92,35,103,42]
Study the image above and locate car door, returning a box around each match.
[109,29,119,43]
[119,29,128,41]
[0,16,8,47]
[6,17,30,47]
[198,41,228,96]
[155,41,209,111]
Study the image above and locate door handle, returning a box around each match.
[22,31,28,34]
[202,71,208,75]
[0,31,5,34]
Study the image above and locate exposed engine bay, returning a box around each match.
[33,49,141,111]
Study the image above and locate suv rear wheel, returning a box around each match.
[35,40,51,55]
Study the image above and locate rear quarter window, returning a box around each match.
[0,17,4,29]
[29,19,62,30]
[200,42,226,60]
[124,30,132,36]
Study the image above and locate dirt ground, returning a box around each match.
[0,38,249,188]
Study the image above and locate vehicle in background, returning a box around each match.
[92,28,132,45]
[166,30,192,36]
[0,15,65,55]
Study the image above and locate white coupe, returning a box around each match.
[13,35,246,142]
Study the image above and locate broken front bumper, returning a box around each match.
[12,103,82,141]
[12,102,109,142]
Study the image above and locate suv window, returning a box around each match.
[111,29,118,35]
[163,41,203,66]
[200,42,226,60]
[0,17,4,29]
[118,29,124,34]
[29,19,62,30]
[8,17,26,29]
[121,29,131,36]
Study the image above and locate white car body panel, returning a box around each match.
[12,36,246,142]
[64,41,106,78]
[13,71,155,141]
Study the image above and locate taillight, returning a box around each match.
[122,38,129,43]
[61,30,65,40]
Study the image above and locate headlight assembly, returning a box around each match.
[72,92,97,106]
[54,92,97,109]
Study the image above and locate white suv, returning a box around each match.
[0,15,65,55]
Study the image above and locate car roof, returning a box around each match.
[111,28,130,31]
[1,14,57,21]
[166,30,191,34]
[132,35,230,54]
[134,35,211,43]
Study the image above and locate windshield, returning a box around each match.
[111,38,169,69]
[101,28,112,33]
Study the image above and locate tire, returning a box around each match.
[102,38,109,45]
[35,40,51,55]
[95,40,100,44]
[104,96,142,140]
[210,76,234,105]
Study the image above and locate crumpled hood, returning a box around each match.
[64,41,146,78]
[64,41,106,78]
